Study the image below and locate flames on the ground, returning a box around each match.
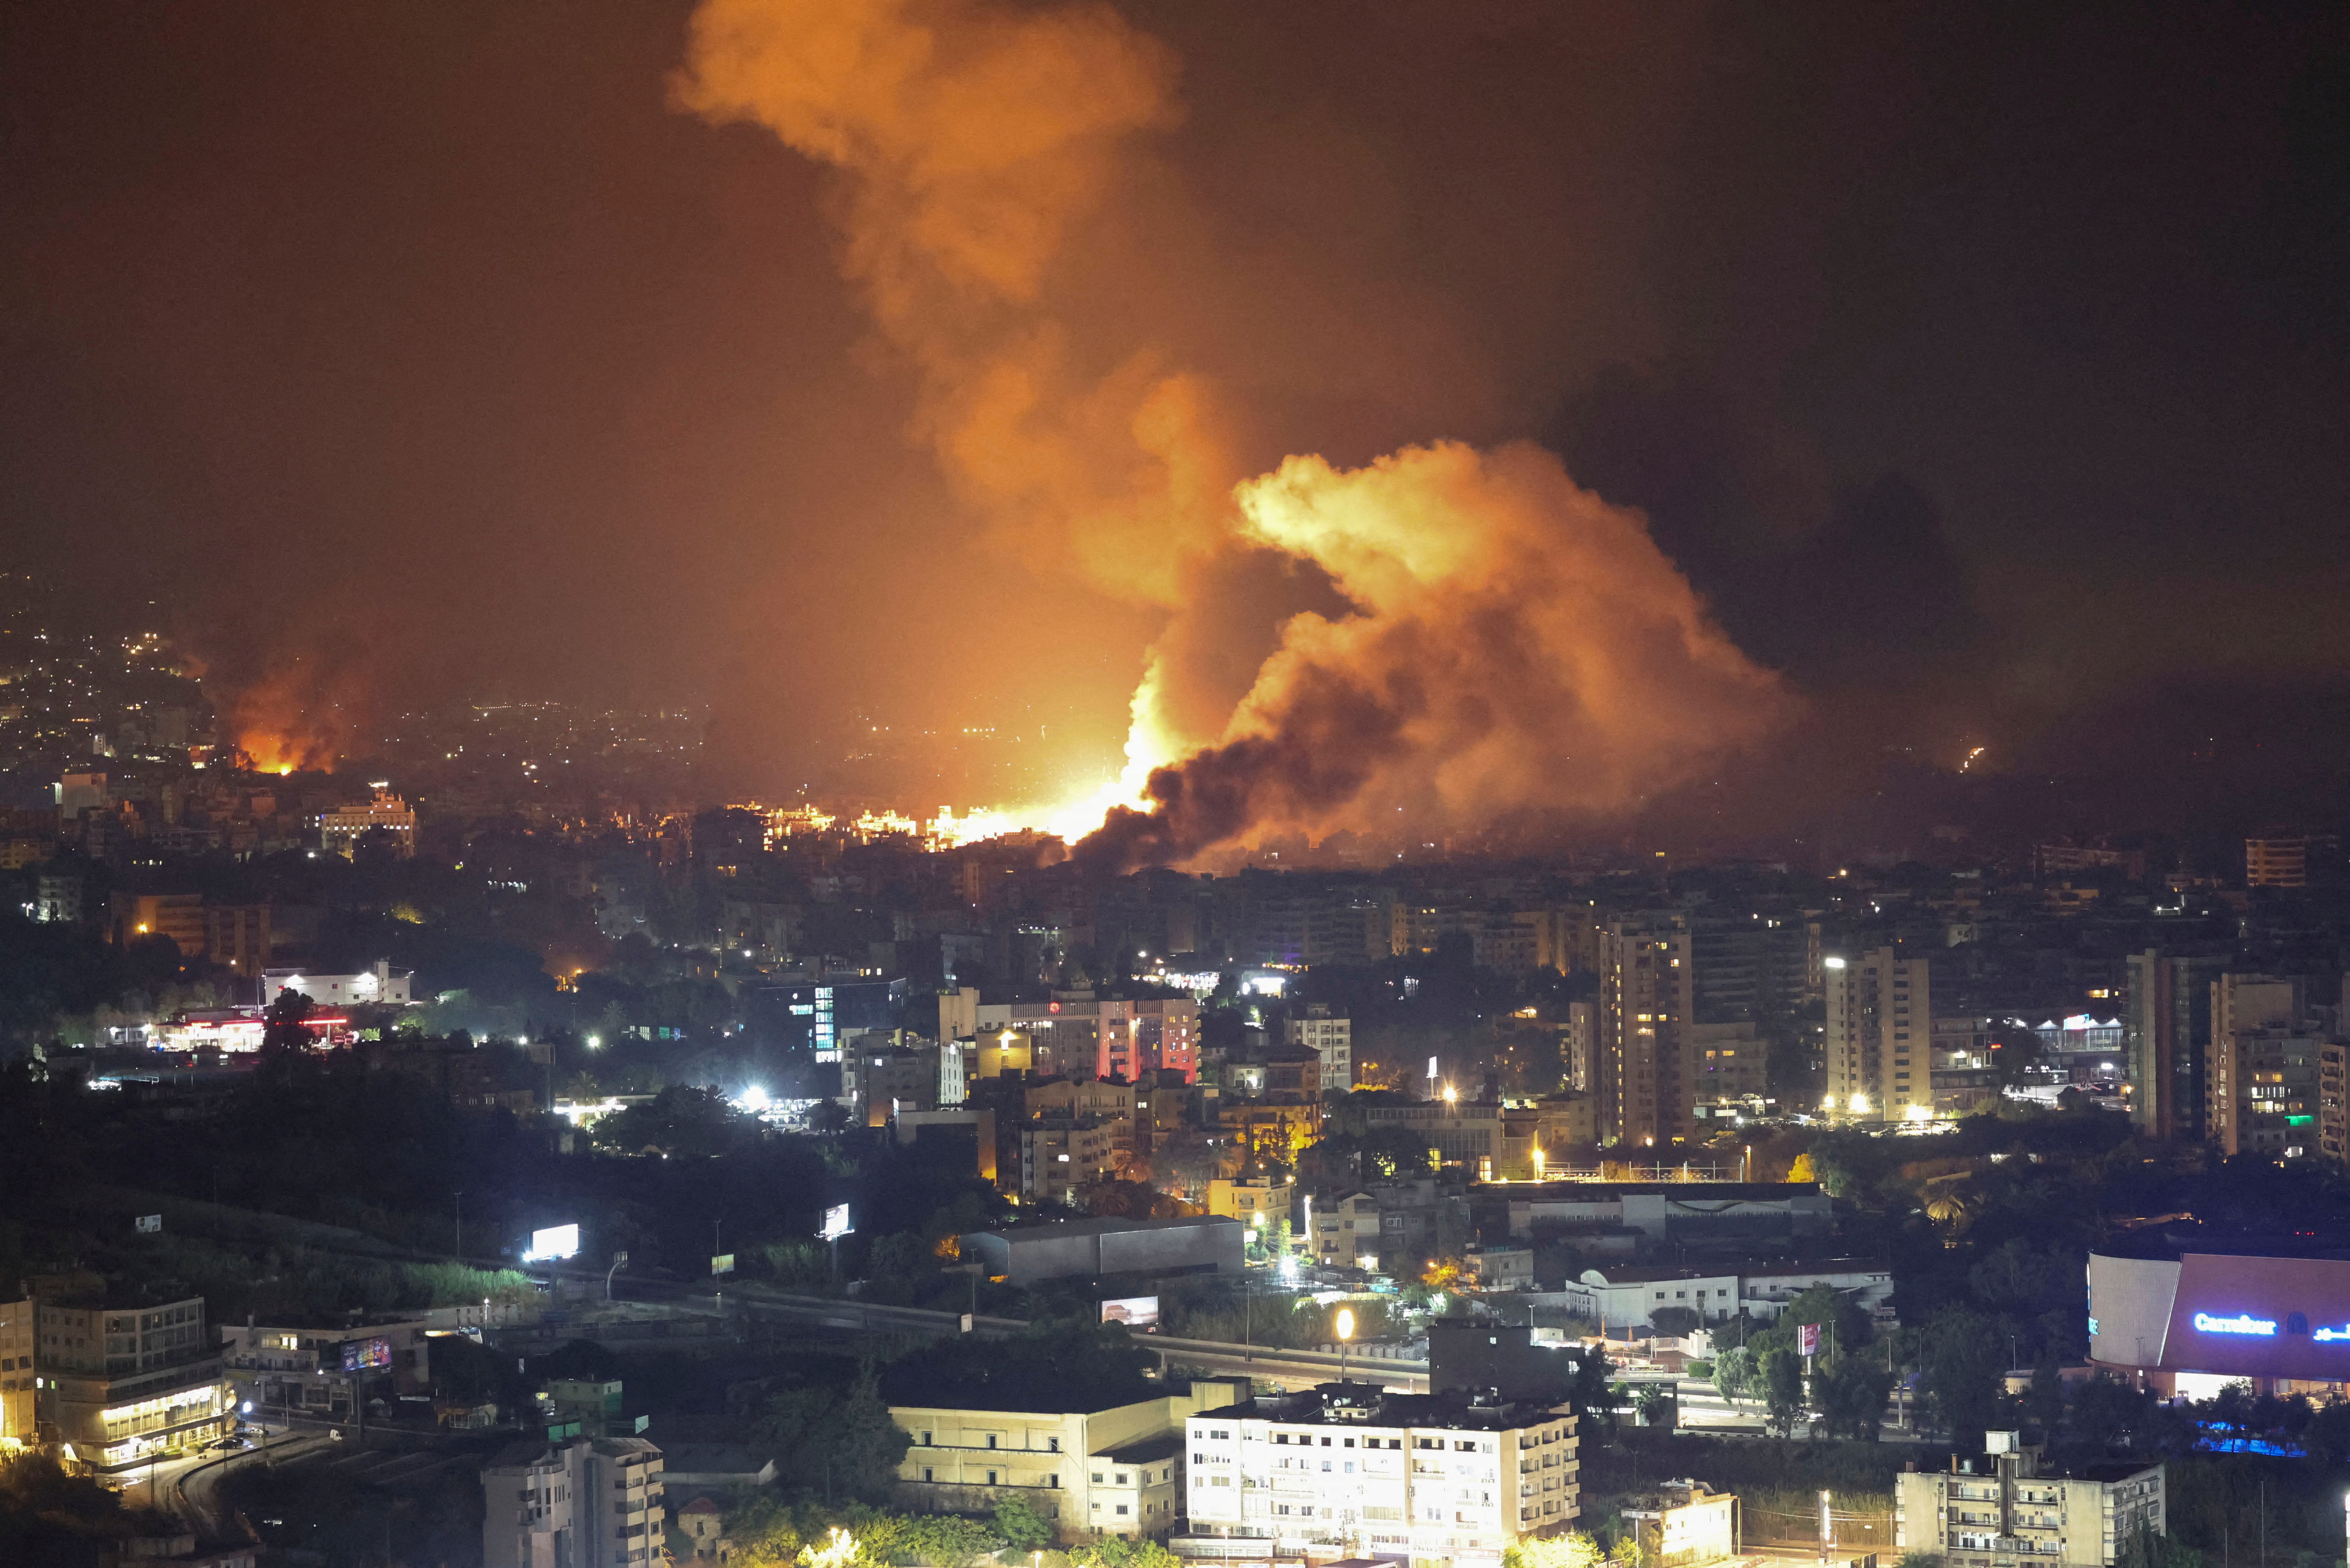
[681,0,1792,867]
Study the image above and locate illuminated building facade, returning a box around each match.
[973,996,1198,1083]
[1823,947,1931,1121]
[1286,1005,1353,1088]
[481,1434,666,1568]
[2123,950,2229,1140]
[35,1288,229,1476]
[769,977,906,1062]
[1598,918,1689,1147]
[1895,1434,2163,1568]
[262,961,413,1008]
[1182,1383,1577,1567]
[2087,1244,2350,1400]
[0,1297,33,1448]
[220,1319,433,1419]
[318,788,416,858]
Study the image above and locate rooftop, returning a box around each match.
[974,1213,1240,1241]
[1195,1381,1565,1432]
[1095,1431,1183,1465]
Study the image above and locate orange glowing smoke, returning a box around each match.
[677,0,1791,863]
[226,658,349,775]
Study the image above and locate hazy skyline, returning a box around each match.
[6,2,2348,822]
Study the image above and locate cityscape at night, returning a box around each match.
[4,3,2350,1567]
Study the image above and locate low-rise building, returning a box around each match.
[1208,1177,1295,1229]
[1553,1267,1742,1330]
[481,1434,666,1568]
[1019,1115,1131,1203]
[1181,1381,1577,1567]
[319,789,417,858]
[1464,1246,1536,1291]
[1307,1191,1382,1271]
[892,1377,1245,1540]
[35,1286,230,1476]
[961,1216,1245,1283]
[1894,1433,2163,1568]
[1621,1480,1736,1568]
[219,1318,433,1420]
[262,960,414,1008]
[1737,1260,1896,1322]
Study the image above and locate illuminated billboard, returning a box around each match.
[319,1337,392,1374]
[821,1204,853,1241]
[524,1223,581,1263]
[1101,1295,1160,1332]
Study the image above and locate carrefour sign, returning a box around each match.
[2193,1312,2276,1336]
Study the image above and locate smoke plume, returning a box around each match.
[677,0,1792,863]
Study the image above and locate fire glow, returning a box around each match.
[678,0,1791,867]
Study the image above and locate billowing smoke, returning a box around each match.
[1079,441,1791,869]
[677,0,1792,864]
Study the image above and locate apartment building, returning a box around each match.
[1823,947,1932,1120]
[892,1378,1247,1540]
[971,995,1199,1083]
[1895,1434,2162,1568]
[2320,1041,2347,1172]
[2206,975,2323,1158]
[35,1286,230,1474]
[1019,1115,1130,1203]
[1287,1006,1354,1090]
[1182,1383,1577,1566]
[481,1435,666,1568]
[1307,1191,1383,1270]
[0,1296,32,1446]
[1599,918,1690,1147]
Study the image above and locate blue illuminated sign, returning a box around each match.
[2314,1325,2350,1343]
[2193,1312,2276,1336]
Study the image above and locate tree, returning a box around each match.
[261,988,317,1054]
[1813,1357,1895,1440]
[1505,1534,1605,1568]
[1649,1306,1700,1338]
[754,1371,909,1503]
[1787,1151,1817,1183]
[1712,1344,1755,1406]
[993,1495,1053,1552]
[1759,1347,1806,1437]
[1916,1305,2006,1448]
[1634,1382,1676,1429]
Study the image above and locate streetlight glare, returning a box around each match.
[1335,1307,1355,1342]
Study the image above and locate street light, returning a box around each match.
[1335,1307,1356,1384]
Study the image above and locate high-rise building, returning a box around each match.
[2123,951,2231,1141]
[2318,1040,2347,1172]
[1822,948,1931,1121]
[1563,1000,1596,1094]
[1287,1004,1353,1089]
[33,1283,231,1476]
[1598,917,1690,1147]
[0,1296,32,1446]
[2206,974,2320,1159]
[1893,1434,2161,1568]
[318,789,417,858]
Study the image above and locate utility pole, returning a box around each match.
[453,1191,463,1265]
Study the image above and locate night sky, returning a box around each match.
[6,2,2348,815]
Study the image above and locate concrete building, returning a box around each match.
[1308,1191,1384,1270]
[1288,1006,1353,1090]
[973,995,1199,1083]
[1599,917,1690,1147]
[1621,1480,1736,1568]
[1554,1267,1741,1331]
[1181,1381,1577,1567]
[2208,1026,2328,1159]
[318,789,417,858]
[1498,1182,1831,1249]
[0,1296,33,1446]
[960,1215,1244,1283]
[2124,952,2229,1141]
[1823,947,1932,1121]
[1464,1246,1536,1291]
[1019,1115,1130,1204]
[2244,832,2336,889]
[481,1434,666,1568]
[220,1318,433,1420]
[262,961,414,1008]
[1207,1177,1295,1230]
[892,1378,1244,1540]
[2320,1041,2347,1172]
[34,1286,230,1476]
[1895,1434,2163,1568]
[1736,1260,1896,1322]
[1563,1001,1596,1094]
[1355,1100,1504,1174]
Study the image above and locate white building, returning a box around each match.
[262,960,413,1008]
[318,788,417,858]
[1552,1267,1741,1330]
[1287,1006,1353,1089]
[1738,1260,1896,1322]
[1895,1433,2163,1568]
[481,1434,665,1568]
[894,1379,1245,1539]
[1183,1383,1577,1568]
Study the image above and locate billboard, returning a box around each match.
[321,1337,392,1374]
[1101,1295,1161,1332]
[711,1254,735,1276]
[135,1214,162,1235]
[821,1203,853,1241]
[1797,1322,1820,1357]
[524,1223,580,1263]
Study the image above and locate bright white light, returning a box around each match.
[1335,1307,1356,1341]
[585,1034,601,1049]
[1849,1093,1870,1113]
[1823,956,1847,970]
[523,1223,580,1263]
[738,1086,771,1113]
